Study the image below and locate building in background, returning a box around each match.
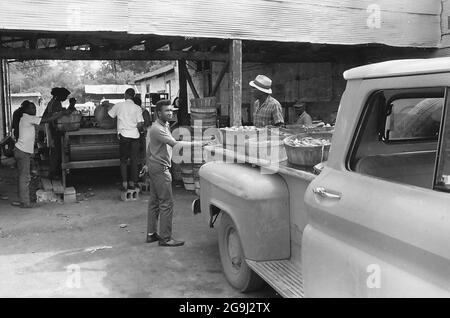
[84,84,139,105]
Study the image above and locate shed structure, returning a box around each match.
[0,0,448,138]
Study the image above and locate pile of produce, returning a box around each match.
[222,126,262,132]
[285,136,331,147]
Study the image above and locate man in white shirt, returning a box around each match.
[14,101,65,208]
[108,88,144,191]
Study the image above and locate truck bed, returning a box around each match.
[203,145,317,181]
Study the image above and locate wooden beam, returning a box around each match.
[211,61,229,96]
[182,62,200,99]
[229,40,242,127]
[177,60,189,126]
[0,47,228,61]
[145,38,171,52]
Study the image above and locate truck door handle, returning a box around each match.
[313,187,341,200]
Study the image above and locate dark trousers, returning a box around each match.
[49,130,62,178]
[14,147,31,205]
[147,164,173,241]
[119,134,140,184]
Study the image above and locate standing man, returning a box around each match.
[294,101,313,126]
[142,99,210,247]
[108,88,144,191]
[249,75,284,128]
[43,87,71,179]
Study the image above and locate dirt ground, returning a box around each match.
[0,162,278,298]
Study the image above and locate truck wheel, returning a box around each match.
[218,212,264,292]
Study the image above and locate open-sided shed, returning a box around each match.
[0,0,447,138]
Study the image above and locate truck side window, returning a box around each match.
[349,87,445,190]
[387,98,442,141]
[434,95,450,193]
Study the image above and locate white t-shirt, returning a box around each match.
[15,114,41,154]
[108,100,144,139]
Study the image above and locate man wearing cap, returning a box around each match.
[294,101,313,126]
[249,75,284,128]
[108,88,144,191]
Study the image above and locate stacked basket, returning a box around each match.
[189,97,220,194]
[180,162,195,191]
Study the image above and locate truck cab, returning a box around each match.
[197,57,450,297]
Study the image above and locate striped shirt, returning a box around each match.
[253,95,284,127]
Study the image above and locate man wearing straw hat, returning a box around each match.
[249,75,284,128]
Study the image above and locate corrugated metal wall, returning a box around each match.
[0,0,442,47]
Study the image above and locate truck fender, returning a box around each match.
[199,162,291,261]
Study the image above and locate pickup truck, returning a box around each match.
[195,57,450,297]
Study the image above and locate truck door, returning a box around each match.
[303,84,450,297]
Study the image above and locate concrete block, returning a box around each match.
[36,190,60,203]
[120,189,140,201]
[138,182,150,192]
[64,187,77,203]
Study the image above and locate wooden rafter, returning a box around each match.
[0,47,228,61]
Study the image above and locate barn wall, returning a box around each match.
[211,61,356,125]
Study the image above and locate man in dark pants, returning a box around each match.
[108,88,144,191]
[142,100,210,247]
[43,87,71,179]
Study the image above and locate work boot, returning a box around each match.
[159,238,185,247]
[146,233,161,243]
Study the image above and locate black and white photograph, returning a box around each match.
[0,0,449,301]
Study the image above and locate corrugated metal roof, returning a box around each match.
[84,84,139,94]
[0,0,442,47]
[134,64,175,82]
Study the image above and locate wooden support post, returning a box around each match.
[211,61,229,97]
[0,59,4,141]
[182,63,200,99]
[229,40,242,127]
[177,60,189,126]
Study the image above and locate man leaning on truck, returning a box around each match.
[142,99,211,247]
[108,88,144,191]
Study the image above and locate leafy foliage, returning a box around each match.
[9,60,164,103]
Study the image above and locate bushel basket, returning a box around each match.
[283,133,331,166]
